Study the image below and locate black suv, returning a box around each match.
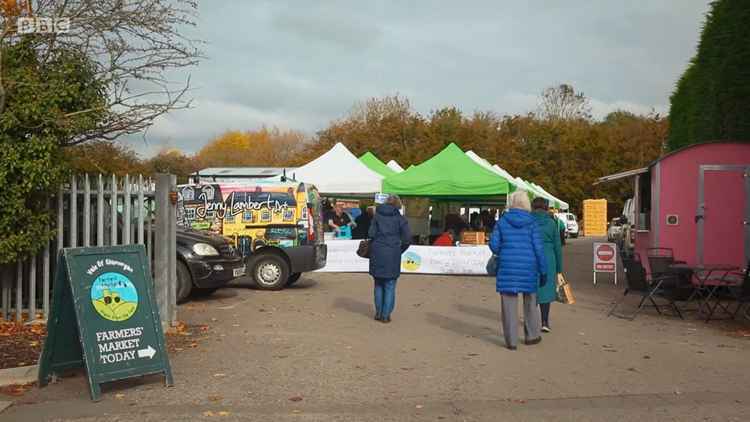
[175,228,245,303]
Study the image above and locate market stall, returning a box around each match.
[382,143,510,196]
[292,143,383,195]
[314,144,509,275]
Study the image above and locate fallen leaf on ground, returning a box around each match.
[115,393,125,399]
[203,410,215,417]
[217,411,230,416]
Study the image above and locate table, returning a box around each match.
[669,264,740,321]
[317,240,493,275]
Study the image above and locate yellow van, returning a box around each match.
[177,181,327,289]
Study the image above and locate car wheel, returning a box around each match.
[251,254,289,290]
[287,272,302,286]
[176,261,193,304]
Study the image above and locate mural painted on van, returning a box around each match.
[177,182,322,254]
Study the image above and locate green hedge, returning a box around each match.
[668,0,750,150]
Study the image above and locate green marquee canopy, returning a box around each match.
[382,143,510,196]
[359,152,397,177]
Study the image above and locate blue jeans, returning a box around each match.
[374,278,398,319]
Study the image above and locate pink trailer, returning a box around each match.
[598,142,750,271]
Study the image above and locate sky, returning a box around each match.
[129,0,712,157]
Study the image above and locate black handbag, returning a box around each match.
[356,239,371,259]
[357,218,378,259]
[486,255,497,276]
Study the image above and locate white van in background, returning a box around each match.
[556,212,580,238]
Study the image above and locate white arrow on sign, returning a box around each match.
[137,345,156,359]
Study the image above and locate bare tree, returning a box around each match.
[538,84,592,121]
[0,0,203,146]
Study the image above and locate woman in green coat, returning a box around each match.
[531,198,563,332]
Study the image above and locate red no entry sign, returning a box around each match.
[596,244,615,261]
[593,242,617,274]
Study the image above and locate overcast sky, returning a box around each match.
[129,0,711,157]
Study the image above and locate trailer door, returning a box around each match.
[698,165,750,268]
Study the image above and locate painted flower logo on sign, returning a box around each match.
[91,272,139,322]
[401,251,422,271]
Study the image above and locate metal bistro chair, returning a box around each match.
[646,248,694,302]
[703,263,750,322]
[608,253,683,320]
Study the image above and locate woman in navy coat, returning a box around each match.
[489,191,547,349]
[368,195,411,323]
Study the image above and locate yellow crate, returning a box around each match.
[582,199,608,236]
[461,231,486,245]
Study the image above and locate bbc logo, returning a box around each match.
[17,17,70,34]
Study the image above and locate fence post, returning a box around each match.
[124,175,131,245]
[1,265,10,320]
[154,174,177,331]
[168,175,177,326]
[70,176,77,248]
[83,174,91,247]
[16,260,23,322]
[111,174,118,246]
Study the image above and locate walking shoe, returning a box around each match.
[374,314,382,321]
[524,337,542,345]
[380,317,391,323]
[506,345,517,351]
[541,326,551,333]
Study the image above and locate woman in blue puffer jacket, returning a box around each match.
[489,190,547,350]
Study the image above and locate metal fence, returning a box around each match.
[0,174,173,324]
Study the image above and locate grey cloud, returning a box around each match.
[124,0,711,157]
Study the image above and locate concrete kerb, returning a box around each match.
[0,365,37,414]
[0,365,37,387]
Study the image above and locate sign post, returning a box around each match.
[38,245,173,401]
[593,242,617,285]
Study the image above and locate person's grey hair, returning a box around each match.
[386,194,402,209]
[507,190,531,212]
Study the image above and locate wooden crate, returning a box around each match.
[461,231,486,245]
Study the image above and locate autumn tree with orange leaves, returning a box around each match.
[196,127,308,168]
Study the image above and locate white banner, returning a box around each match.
[317,240,493,275]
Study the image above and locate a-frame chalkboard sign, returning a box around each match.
[38,245,173,401]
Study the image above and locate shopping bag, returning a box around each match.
[556,274,576,304]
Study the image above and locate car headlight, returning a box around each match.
[193,243,219,256]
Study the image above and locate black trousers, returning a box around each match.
[539,302,551,326]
